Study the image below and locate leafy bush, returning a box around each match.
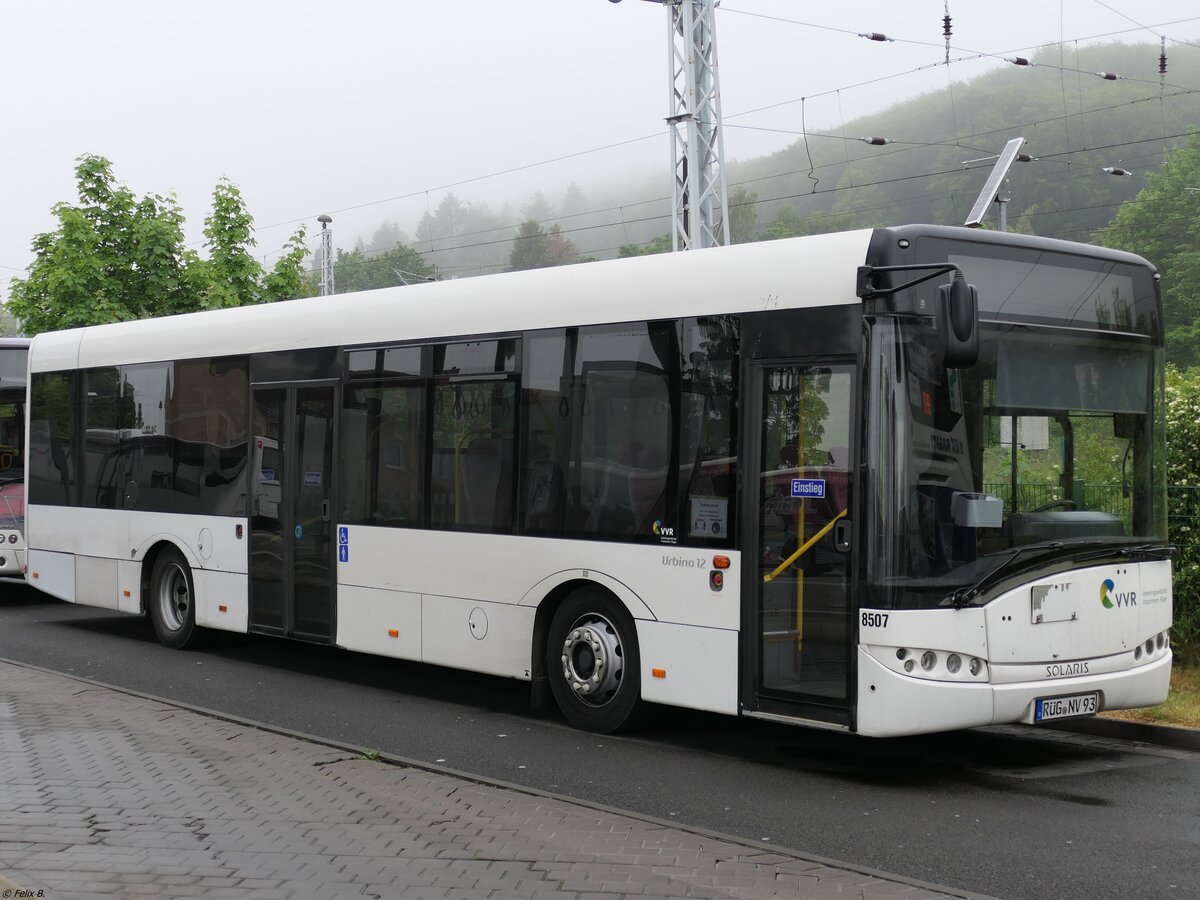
[1166,366,1200,662]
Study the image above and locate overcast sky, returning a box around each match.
[3,0,1197,296]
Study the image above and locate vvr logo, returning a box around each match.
[653,519,675,538]
[1100,578,1137,609]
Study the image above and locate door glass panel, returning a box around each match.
[293,387,334,637]
[250,389,286,631]
[758,365,853,701]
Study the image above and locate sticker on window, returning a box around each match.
[690,496,728,537]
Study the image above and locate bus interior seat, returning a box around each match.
[583,443,667,536]
[523,455,564,530]
[459,439,513,529]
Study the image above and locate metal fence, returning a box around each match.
[1169,484,1200,550]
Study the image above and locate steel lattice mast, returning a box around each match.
[664,0,729,250]
[317,214,335,296]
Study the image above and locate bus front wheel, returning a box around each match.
[546,588,642,733]
[149,547,199,650]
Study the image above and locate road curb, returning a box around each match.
[1,656,998,900]
[1046,715,1200,750]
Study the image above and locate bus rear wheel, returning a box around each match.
[149,547,199,650]
[546,588,642,733]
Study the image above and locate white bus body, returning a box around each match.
[23,227,1172,735]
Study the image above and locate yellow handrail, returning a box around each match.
[762,507,848,583]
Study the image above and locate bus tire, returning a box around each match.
[546,588,642,733]
[149,547,199,650]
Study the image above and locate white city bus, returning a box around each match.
[23,226,1173,736]
[0,338,30,581]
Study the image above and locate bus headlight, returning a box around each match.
[867,646,989,682]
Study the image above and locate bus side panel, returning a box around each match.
[335,585,422,661]
[75,555,120,610]
[638,620,738,715]
[27,549,76,603]
[117,559,142,615]
[337,526,739,630]
[422,594,534,680]
[193,570,249,633]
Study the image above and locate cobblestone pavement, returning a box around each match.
[0,660,988,899]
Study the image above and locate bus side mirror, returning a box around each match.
[937,272,979,368]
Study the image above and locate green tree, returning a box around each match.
[1098,131,1200,368]
[367,220,408,253]
[197,179,308,308]
[198,179,264,309]
[728,187,758,244]
[507,221,578,271]
[8,155,200,332]
[333,243,437,292]
[618,234,672,257]
[7,156,308,334]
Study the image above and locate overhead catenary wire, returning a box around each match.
[242,9,1200,270]
[262,123,1196,270]
[240,11,1200,245]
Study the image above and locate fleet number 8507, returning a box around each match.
[861,612,889,628]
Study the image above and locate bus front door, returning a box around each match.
[750,362,854,725]
[249,383,337,642]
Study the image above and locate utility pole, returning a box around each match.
[318,214,335,296]
[614,0,730,250]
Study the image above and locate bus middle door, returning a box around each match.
[249,382,337,642]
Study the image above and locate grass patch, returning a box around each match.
[1101,664,1200,729]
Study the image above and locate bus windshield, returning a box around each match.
[0,383,25,532]
[866,318,1166,610]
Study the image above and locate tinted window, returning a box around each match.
[341,382,427,527]
[430,377,516,530]
[518,318,738,546]
[519,330,571,533]
[28,372,77,506]
[678,316,738,544]
[53,359,250,515]
[568,323,673,540]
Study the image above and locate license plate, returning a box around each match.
[1035,693,1099,723]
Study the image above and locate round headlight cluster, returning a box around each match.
[888,646,987,681]
[1134,631,1170,662]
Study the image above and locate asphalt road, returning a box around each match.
[2,583,1197,900]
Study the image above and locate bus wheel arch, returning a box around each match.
[541,583,644,733]
[143,542,200,650]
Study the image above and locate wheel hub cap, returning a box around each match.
[560,615,623,707]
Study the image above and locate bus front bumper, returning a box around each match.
[855,648,1172,738]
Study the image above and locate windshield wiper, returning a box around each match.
[947,542,1061,609]
[1115,543,1176,561]
[946,541,1176,609]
